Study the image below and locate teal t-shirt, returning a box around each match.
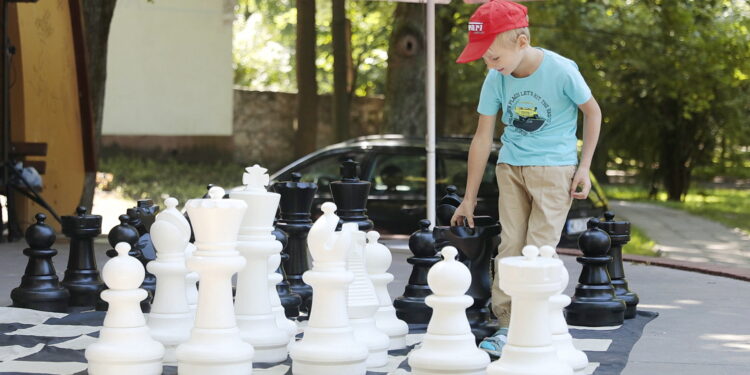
[477,48,591,166]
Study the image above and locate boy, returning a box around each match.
[450,0,602,357]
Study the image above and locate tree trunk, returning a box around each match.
[295,0,318,157]
[383,3,425,137]
[79,0,117,211]
[331,0,350,142]
[435,2,459,137]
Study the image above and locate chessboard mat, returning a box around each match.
[0,307,658,375]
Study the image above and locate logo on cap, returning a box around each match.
[468,22,484,33]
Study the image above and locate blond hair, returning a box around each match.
[498,26,531,47]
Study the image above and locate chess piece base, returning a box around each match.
[408,333,490,375]
[237,315,290,363]
[61,270,104,307]
[147,311,193,365]
[552,332,588,374]
[11,286,69,313]
[289,326,368,375]
[176,327,254,375]
[394,293,433,328]
[487,344,573,375]
[612,280,639,319]
[374,307,408,350]
[350,316,389,368]
[85,326,164,375]
[565,298,626,327]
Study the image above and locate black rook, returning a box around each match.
[330,159,374,231]
[61,206,104,307]
[596,212,639,319]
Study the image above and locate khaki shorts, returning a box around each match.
[491,163,576,327]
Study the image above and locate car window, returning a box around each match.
[295,152,365,191]
[440,154,499,198]
[370,153,426,195]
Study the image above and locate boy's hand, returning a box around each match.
[570,167,591,200]
[450,200,477,228]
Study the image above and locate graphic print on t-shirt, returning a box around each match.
[506,90,552,134]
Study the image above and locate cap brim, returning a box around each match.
[456,37,495,64]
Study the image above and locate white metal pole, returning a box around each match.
[426,0,436,229]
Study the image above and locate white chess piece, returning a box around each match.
[348,229,390,368]
[146,219,193,364]
[540,245,589,374]
[487,245,573,375]
[408,246,490,375]
[175,186,255,375]
[289,202,368,375]
[85,243,165,375]
[231,165,292,362]
[365,231,409,350]
[154,197,198,312]
[269,253,298,341]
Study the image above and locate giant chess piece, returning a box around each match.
[176,186,254,374]
[289,202,368,375]
[487,246,573,375]
[11,213,70,312]
[154,198,199,313]
[231,165,292,363]
[126,207,157,302]
[394,219,440,328]
[596,212,639,319]
[85,243,165,374]
[273,223,302,318]
[61,206,104,307]
[433,185,500,342]
[146,218,193,364]
[330,159,374,231]
[268,253,298,342]
[134,198,160,233]
[565,219,626,327]
[365,231,408,350]
[408,247,490,375]
[274,172,316,315]
[347,227,389,368]
[99,215,150,313]
[542,245,588,374]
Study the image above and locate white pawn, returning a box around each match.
[146,219,193,364]
[289,202,368,375]
[408,247,490,375]
[487,245,573,375]
[155,197,199,312]
[176,186,254,375]
[231,165,292,362]
[269,253,299,342]
[540,245,588,374]
[347,229,390,368]
[365,231,409,350]
[85,243,165,375]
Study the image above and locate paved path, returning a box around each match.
[609,200,750,269]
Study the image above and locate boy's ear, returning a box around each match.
[517,34,529,49]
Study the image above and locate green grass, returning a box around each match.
[623,225,657,257]
[99,153,246,208]
[603,185,750,234]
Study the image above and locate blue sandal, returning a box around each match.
[478,328,509,357]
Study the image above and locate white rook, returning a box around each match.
[176,186,254,375]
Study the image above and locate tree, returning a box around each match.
[331,0,351,141]
[78,0,118,210]
[295,0,318,157]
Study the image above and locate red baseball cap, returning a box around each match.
[456,0,529,64]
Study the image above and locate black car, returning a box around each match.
[270,134,608,245]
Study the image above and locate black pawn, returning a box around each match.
[61,206,104,307]
[565,218,626,327]
[98,214,151,312]
[330,159,374,231]
[394,219,441,328]
[597,212,639,319]
[273,225,302,317]
[11,213,70,312]
[273,172,316,315]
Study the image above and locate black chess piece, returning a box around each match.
[273,172,316,315]
[273,224,302,317]
[330,159,374,231]
[433,185,500,343]
[565,218,626,327]
[60,206,104,307]
[394,219,441,328]
[98,214,152,312]
[11,213,70,312]
[596,212,639,319]
[126,208,157,298]
[134,199,159,233]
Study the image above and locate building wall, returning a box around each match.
[102,0,234,136]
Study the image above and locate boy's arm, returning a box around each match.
[450,114,496,228]
[570,96,602,199]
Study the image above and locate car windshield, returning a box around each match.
[292,151,366,192]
